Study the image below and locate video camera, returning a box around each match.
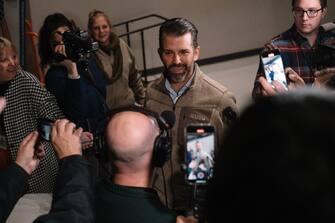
[53,29,99,63]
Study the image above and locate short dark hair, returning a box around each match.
[159,18,198,49]
[207,89,335,222]
[38,13,74,68]
[292,0,327,8]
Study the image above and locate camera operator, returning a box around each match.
[39,13,109,176]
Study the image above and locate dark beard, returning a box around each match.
[165,64,189,83]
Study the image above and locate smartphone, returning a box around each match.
[37,118,54,142]
[185,124,215,185]
[261,49,288,89]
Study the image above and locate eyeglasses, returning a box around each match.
[292,8,323,18]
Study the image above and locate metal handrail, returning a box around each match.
[113,14,168,83]
[114,14,167,27]
[118,22,164,38]
[114,14,167,47]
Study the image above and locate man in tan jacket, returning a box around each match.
[145,18,238,213]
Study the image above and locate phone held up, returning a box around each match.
[37,118,54,142]
[185,124,215,185]
[261,49,288,90]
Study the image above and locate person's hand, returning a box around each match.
[51,119,82,159]
[286,67,305,90]
[176,215,198,223]
[258,76,287,96]
[53,44,79,77]
[60,59,79,78]
[15,131,45,175]
[53,43,67,58]
[0,97,6,113]
[258,67,305,96]
[314,67,335,87]
[81,131,94,150]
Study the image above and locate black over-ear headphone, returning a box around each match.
[95,106,172,168]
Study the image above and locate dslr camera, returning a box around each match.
[53,29,99,63]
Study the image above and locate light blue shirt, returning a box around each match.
[165,74,194,104]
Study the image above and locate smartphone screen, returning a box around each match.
[185,125,215,185]
[37,118,54,142]
[261,49,288,89]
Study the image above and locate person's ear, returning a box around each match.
[193,46,200,61]
[321,8,327,18]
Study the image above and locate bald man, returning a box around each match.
[95,110,176,223]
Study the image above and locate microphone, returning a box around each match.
[160,110,175,129]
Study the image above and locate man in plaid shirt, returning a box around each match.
[252,0,335,98]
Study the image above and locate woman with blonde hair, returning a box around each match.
[87,10,145,109]
[0,37,63,192]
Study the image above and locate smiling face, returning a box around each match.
[293,0,326,37]
[0,46,18,84]
[159,32,200,85]
[91,15,112,46]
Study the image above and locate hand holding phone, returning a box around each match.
[261,49,288,90]
[185,124,215,185]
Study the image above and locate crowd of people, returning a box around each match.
[0,0,335,222]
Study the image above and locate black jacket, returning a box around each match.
[0,163,29,222]
[0,155,94,223]
[34,155,94,223]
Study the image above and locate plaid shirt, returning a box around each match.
[252,25,335,98]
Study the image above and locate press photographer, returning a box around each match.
[38,13,110,177]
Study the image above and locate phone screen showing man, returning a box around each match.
[185,125,215,184]
[261,50,288,89]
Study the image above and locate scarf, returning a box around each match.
[93,32,123,84]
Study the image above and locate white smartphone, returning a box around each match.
[261,49,288,89]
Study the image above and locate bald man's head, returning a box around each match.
[106,111,160,166]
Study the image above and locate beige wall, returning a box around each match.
[5,0,334,69]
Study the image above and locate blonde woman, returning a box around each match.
[88,10,145,109]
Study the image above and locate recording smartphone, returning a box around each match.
[261,49,288,89]
[37,118,54,142]
[185,124,215,185]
